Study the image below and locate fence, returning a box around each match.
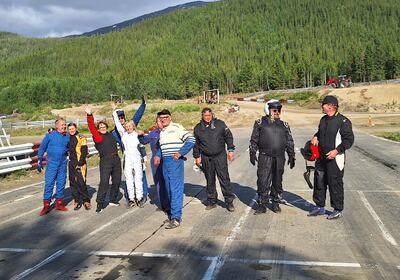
[0,138,97,175]
[0,117,107,130]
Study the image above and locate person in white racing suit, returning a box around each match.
[112,104,144,208]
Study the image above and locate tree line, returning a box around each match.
[0,0,399,114]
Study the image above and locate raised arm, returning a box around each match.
[132,97,146,126]
[112,110,125,136]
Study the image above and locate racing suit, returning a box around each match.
[69,132,90,204]
[313,112,354,211]
[87,114,121,206]
[193,118,235,204]
[140,128,169,210]
[38,130,70,201]
[156,122,195,221]
[113,110,143,202]
[249,115,295,205]
[112,101,149,198]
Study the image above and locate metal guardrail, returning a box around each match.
[0,117,107,130]
[0,138,97,175]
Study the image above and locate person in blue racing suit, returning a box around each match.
[37,118,70,216]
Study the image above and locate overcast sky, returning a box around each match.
[0,0,216,38]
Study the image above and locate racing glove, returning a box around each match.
[250,153,257,166]
[288,156,295,169]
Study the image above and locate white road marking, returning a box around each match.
[287,189,400,193]
[0,182,43,196]
[2,247,363,269]
[14,195,34,202]
[10,249,65,280]
[0,207,42,226]
[202,195,257,280]
[229,258,361,267]
[358,191,398,246]
[9,206,140,279]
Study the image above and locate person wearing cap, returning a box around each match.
[153,109,195,229]
[37,118,70,216]
[67,123,91,211]
[249,100,295,214]
[308,95,354,219]
[193,107,236,212]
[111,96,150,203]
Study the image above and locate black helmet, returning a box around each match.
[264,99,282,114]
[321,95,339,107]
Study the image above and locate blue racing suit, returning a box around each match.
[112,102,150,197]
[140,129,169,210]
[156,122,195,221]
[38,131,70,201]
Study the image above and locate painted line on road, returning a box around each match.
[358,191,398,247]
[0,206,42,226]
[0,181,43,196]
[287,189,400,193]
[202,195,257,280]
[10,207,140,280]
[1,247,363,269]
[10,249,65,280]
[14,195,34,202]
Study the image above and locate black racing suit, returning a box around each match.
[249,116,295,205]
[193,118,236,204]
[313,112,354,211]
[87,114,122,206]
[68,133,90,203]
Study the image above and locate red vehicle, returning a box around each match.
[326,75,352,88]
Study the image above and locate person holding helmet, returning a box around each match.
[308,95,354,219]
[249,99,295,214]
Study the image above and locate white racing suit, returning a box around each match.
[113,111,143,201]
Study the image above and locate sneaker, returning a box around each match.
[327,210,342,220]
[126,200,136,209]
[83,202,91,210]
[271,201,281,213]
[109,201,120,207]
[272,196,288,204]
[137,198,145,208]
[165,219,180,229]
[308,207,325,217]
[96,204,103,213]
[254,204,267,215]
[205,203,217,210]
[226,202,235,212]
[73,202,82,211]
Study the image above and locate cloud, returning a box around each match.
[0,1,217,38]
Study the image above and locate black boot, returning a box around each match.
[271,201,281,213]
[254,203,267,215]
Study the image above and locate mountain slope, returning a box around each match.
[71,1,208,37]
[0,0,399,115]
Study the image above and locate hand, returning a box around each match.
[153,156,161,166]
[76,166,82,173]
[111,102,117,111]
[311,136,319,146]
[84,105,92,115]
[288,156,295,169]
[142,94,147,104]
[250,153,257,166]
[195,157,202,167]
[227,152,235,162]
[326,149,338,160]
[173,152,182,160]
[37,161,43,173]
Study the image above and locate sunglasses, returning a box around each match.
[159,116,170,119]
[271,109,280,113]
[98,126,107,129]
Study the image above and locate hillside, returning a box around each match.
[0,0,400,116]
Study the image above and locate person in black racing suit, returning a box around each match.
[249,100,295,214]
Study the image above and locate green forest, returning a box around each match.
[0,0,399,115]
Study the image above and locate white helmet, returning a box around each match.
[264,99,282,115]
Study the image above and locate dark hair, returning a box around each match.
[67,123,77,128]
[157,109,171,116]
[201,107,213,114]
[96,121,108,129]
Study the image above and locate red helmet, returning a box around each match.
[301,140,320,161]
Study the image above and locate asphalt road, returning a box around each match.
[0,127,399,280]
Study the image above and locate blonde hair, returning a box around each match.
[124,120,137,131]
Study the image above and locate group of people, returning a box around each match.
[37,94,354,229]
